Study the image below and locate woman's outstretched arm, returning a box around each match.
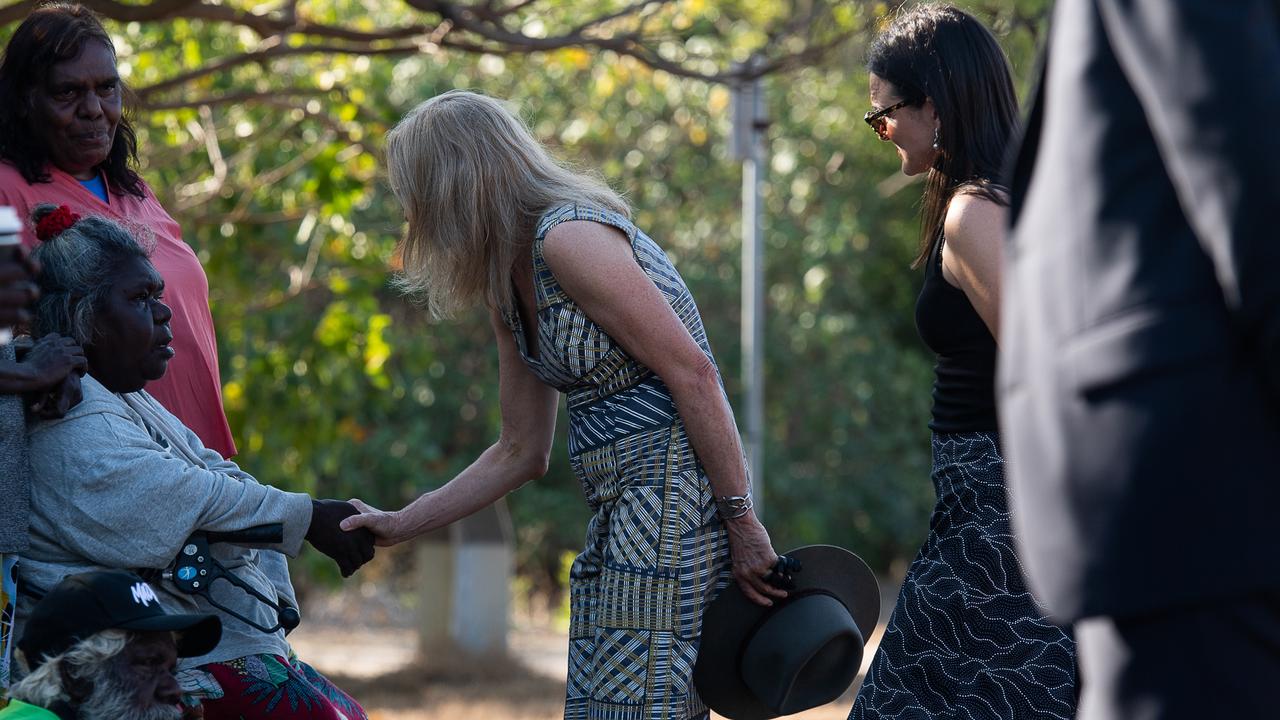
[342,308,559,546]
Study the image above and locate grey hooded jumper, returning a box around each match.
[18,374,313,668]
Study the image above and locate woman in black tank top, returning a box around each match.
[849,6,1078,719]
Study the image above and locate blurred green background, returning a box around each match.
[2,0,1051,599]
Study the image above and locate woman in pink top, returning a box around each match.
[0,4,235,457]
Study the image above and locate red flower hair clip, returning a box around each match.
[35,205,81,242]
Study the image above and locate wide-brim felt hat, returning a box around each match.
[694,545,879,720]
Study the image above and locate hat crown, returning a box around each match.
[129,580,162,608]
[693,545,880,720]
[741,593,864,714]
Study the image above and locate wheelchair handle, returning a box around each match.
[162,524,298,634]
[205,523,284,546]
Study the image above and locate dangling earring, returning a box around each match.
[932,126,941,151]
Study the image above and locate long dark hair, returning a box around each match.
[0,3,144,198]
[868,4,1018,267]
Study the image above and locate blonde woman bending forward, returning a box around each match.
[341,90,784,720]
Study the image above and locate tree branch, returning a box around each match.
[174,104,228,211]
[491,0,540,18]
[7,0,858,102]
[0,0,199,24]
[567,0,665,37]
[404,0,850,83]
[140,88,332,112]
[5,0,440,43]
[134,38,429,101]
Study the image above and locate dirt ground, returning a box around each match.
[286,575,897,720]
[291,625,873,720]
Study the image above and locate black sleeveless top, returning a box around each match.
[914,236,999,433]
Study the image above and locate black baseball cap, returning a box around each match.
[18,570,222,669]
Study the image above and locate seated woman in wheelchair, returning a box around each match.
[17,206,374,720]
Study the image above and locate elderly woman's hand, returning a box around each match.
[4,334,87,403]
[18,333,86,387]
[305,499,377,577]
[27,372,82,418]
[340,499,410,547]
[724,513,789,607]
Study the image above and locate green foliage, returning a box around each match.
[1,0,1050,586]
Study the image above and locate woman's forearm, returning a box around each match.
[663,356,788,605]
[392,439,544,540]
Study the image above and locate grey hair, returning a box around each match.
[386,90,629,318]
[29,205,150,345]
[9,629,129,708]
[10,629,181,720]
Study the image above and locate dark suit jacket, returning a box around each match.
[1000,0,1280,622]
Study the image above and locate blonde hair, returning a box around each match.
[386,90,629,318]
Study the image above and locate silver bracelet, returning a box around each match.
[715,490,753,520]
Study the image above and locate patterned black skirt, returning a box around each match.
[850,432,1077,719]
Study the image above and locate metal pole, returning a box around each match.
[732,57,768,518]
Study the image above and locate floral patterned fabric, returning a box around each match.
[188,653,366,720]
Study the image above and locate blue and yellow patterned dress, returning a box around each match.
[503,204,733,720]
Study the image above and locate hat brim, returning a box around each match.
[120,613,223,659]
[694,545,879,720]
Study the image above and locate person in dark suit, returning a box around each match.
[1000,1,1280,717]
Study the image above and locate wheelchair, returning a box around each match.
[151,524,299,634]
[20,524,298,635]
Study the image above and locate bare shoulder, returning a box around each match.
[542,219,631,269]
[943,191,1007,254]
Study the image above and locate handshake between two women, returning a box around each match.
[306,498,378,578]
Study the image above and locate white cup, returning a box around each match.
[0,206,24,345]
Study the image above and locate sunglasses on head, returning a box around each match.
[863,99,915,141]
